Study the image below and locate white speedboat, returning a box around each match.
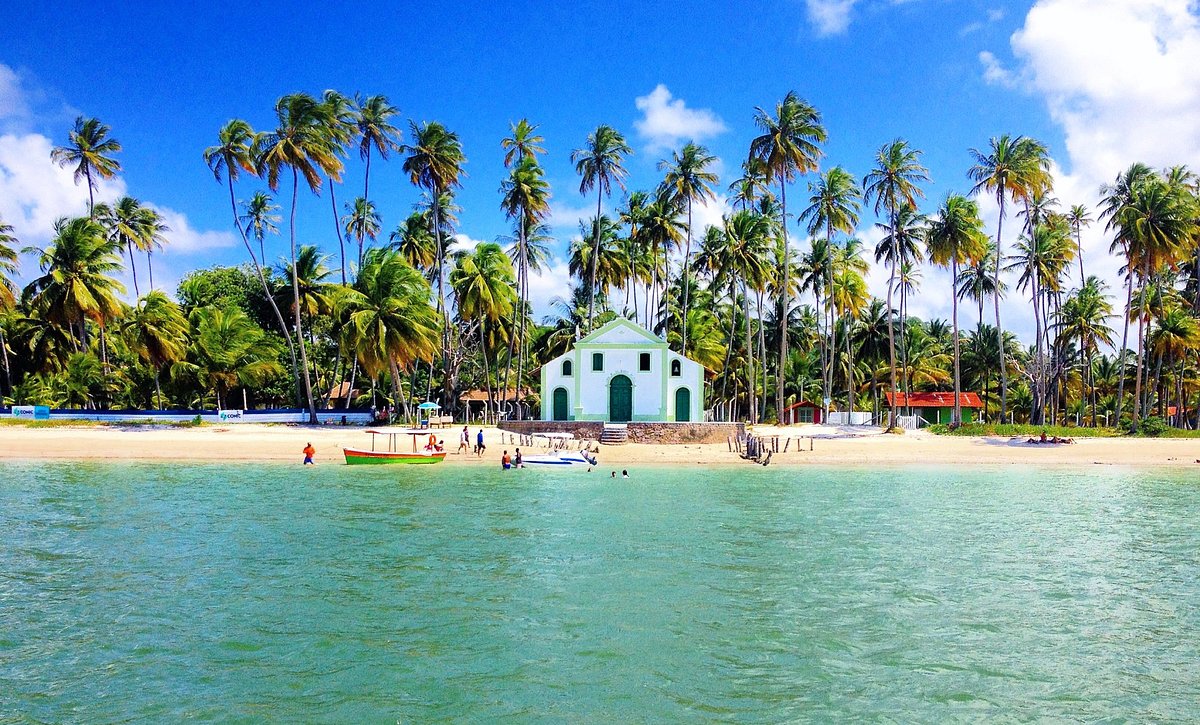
[522,450,598,467]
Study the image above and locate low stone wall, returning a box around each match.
[625,422,744,444]
[498,421,604,441]
[499,420,744,445]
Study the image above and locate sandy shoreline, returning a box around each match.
[1,423,1199,468]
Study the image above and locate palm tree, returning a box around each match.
[957,240,1004,329]
[1111,173,1195,424]
[863,139,929,427]
[343,197,382,269]
[571,125,632,329]
[0,217,18,395]
[450,242,518,419]
[389,211,438,273]
[568,216,627,303]
[830,242,869,415]
[967,134,1050,422]
[204,120,302,405]
[122,291,189,408]
[338,249,440,421]
[499,154,551,415]
[401,121,467,410]
[659,142,719,352]
[1058,277,1113,426]
[94,196,168,298]
[617,191,652,324]
[184,306,284,410]
[355,93,402,201]
[749,91,827,424]
[1149,306,1200,426]
[639,190,686,334]
[502,119,546,167]
[50,116,122,215]
[318,91,358,285]
[239,191,280,265]
[799,166,861,421]
[1066,204,1092,288]
[0,215,19,311]
[925,195,988,425]
[23,217,125,349]
[254,92,345,423]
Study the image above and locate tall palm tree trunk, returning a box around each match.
[952,258,962,425]
[0,328,12,397]
[587,191,602,330]
[431,190,451,414]
[224,172,303,408]
[329,176,347,286]
[777,182,789,425]
[126,240,141,298]
[515,227,529,420]
[146,249,155,291]
[758,291,769,419]
[1132,261,1148,425]
[1116,266,1133,421]
[993,198,1008,422]
[744,279,756,424]
[290,169,318,424]
[885,251,898,428]
[681,199,692,354]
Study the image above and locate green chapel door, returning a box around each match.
[674,387,691,422]
[552,387,569,421]
[609,375,633,422]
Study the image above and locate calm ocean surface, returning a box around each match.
[2,462,1198,722]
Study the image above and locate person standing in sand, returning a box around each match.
[303,443,316,465]
[458,426,470,454]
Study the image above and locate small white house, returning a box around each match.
[540,318,705,422]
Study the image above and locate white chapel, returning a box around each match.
[540,318,705,423]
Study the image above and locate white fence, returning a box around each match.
[825,411,873,426]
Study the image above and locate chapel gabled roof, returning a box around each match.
[575,317,666,346]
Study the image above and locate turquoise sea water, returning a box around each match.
[2,462,1199,722]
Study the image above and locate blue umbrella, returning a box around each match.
[417,402,441,411]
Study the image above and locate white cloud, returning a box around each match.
[0,131,123,245]
[691,193,729,237]
[633,84,727,152]
[806,0,859,36]
[1009,0,1200,186]
[978,51,1017,87]
[547,199,596,230]
[148,204,237,255]
[448,232,487,256]
[527,260,572,320]
[0,65,31,128]
[974,0,1200,345]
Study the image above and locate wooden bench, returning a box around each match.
[428,415,454,429]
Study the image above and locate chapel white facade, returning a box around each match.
[540,318,705,423]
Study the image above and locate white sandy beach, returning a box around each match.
[1,423,1198,468]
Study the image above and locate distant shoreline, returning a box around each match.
[1,423,1198,468]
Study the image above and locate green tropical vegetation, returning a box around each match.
[2,93,1200,433]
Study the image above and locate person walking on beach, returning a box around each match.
[303,443,316,465]
[476,429,486,457]
[502,450,512,470]
[458,426,470,454]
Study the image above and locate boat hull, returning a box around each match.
[343,448,447,465]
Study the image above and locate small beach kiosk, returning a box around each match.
[885,392,984,425]
[781,400,823,425]
[540,318,704,422]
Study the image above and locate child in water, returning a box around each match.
[502,450,512,470]
[302,443,315,465]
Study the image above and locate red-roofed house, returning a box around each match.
[885,392,984,424]
[781,400,822,425]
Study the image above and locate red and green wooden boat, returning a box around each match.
[344,428,448,465]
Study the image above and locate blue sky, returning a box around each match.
[3,0,1198,338]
